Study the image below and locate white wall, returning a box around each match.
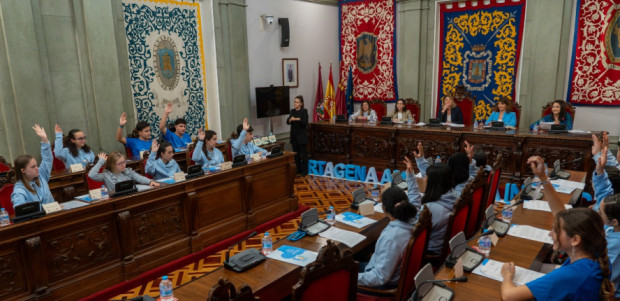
[574,107,620,135]
[246,0,340,136]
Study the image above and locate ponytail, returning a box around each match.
[392,200,417,222]
[381,187,417,222]
[597,247,613,300]
[130,121,150,138]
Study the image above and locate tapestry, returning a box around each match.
[123,0,207,137]
[339,0,397,102]
[436,0,526,120]
[567,0,620,106]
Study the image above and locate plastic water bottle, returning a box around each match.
[478,232,492,256]
[348,115,353,124]
[533,123,539,133]
[262,232,273,255]
[0,208,10,227]
[502,205,514,222]
[159,275,173,301]
[473,119,479,129]
[327,206,336,225]
[544,164,549,177]
[371,185,380,199]
[100,185,109,199]
[435,156,442,164]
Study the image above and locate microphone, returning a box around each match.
[225,231,257,263]
[482,200,524,229]
[559,157,582,166]
[411,277,468,300]
[445,230,496,269]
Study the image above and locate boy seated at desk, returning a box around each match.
[230,118,266,158]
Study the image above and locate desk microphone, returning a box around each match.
[411,276,468,301]
[224,231,266,273]
[445,230,495,269]
[559,157,582,166]
[481,199,524,229]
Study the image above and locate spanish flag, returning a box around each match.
[324,63,336,120]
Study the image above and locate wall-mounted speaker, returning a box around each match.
[278,18,289,47]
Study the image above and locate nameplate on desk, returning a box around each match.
[252,153,262,163]
[173,172,186,182]
[221,161,232,170]
[139,150,147,159]
[260,137,269,144]
[268,135,277,143]
[253,138,263,146]
[89,188,102,200]
[358,202,375,216]
[42,202,62,214]
[70,163,84,173]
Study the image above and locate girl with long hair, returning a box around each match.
[145,140,181,180]
[192,128,225,169]
[54,125,95,167]
[530,100,573,131]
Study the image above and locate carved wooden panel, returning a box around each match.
[0,248,27,299]
[47,224,115,279]
[311,129,348,154]
[352,134,390,160]
[134,204,183,247]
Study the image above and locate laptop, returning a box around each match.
[232,154,247,168]
[13,202,46,223]
[110,180,138,198]
[266,146,283,159]
[185,164,204,179]
[391,171,407,190]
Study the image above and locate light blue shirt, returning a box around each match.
[163,130,192,149]
[231,130,266,157]
[592,170,615,212]
[11,142,55,207]
[407,170,456,253]
[594,149,620,171]
[358,220,414,287]
[145,152,182,180]
[485,111,517,127]
[54,132,95,167]
[351,109,378,122]
[88,158,152,191]
[607,231,620,298]
[192,141,225,168]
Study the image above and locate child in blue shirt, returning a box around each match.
[500,156,613,301]
[54,125,95,167]
[11,125,56,207]
[230,118,266,158]
[116,112,152,158]
[159,102,192,149]
[145,140,182,180]
[358,187,417,288]
[192,128,225,169]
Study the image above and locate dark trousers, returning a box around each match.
[291,140,308,175]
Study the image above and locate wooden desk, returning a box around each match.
[173,212,390,300]
[434,171,586,300]
[0,152,296,301]
[308,121,595,191]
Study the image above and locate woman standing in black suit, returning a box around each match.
[287,95,309,176]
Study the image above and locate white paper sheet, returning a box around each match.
[472,259,545,286]
[319,227,367,248]
[523,200,572,212]
[507,224,553,244]
[266,245,318,266]
[335,212,377,228]
[61,200,90,210]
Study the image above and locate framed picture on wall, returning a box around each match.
[282,58,298,88]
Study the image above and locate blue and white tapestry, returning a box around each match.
[123,0,207,137]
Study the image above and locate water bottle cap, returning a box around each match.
[101,185,105,188]
[1,208,5,211]
[264,232,270,236]
[162,276,168,280]
[329,206,334,210]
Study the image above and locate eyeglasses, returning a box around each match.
[75,136,87,141]
[115,161,127,166]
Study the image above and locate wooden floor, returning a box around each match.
[110,175,373,300]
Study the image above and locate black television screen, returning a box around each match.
[256,86,291,118]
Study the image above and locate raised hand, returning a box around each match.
[404,155,414,173]
[55,124,62,134]
[98,152,108,161]
[243,118,250,131]
[596,146,608,175]
[32,124,48,143]
[527,156,547,180]
[197,128,206,141]
[413,141,424,159]
[151,139,159,152]
[119,112,127,126]
[603,131,610,149]
[164,102,173,115]
[592,134,602,156]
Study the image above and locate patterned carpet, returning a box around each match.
[110,175,372,300]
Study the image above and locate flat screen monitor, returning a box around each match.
[256,86,291,118]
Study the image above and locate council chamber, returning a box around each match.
[0,0,619,300]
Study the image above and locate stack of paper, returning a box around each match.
[523,200,572,212]
[507,224,553,244]
[266,245,318,266]
[473,259,545,285]
[550,179,585,194]
[335,212,377,228]
[319,227,366,248]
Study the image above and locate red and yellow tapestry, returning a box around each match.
[339,0,397,102]
[567,0,620,106]
[437,0,526,121]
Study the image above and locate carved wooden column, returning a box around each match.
[116,210,136,279]
[24,236,48,296]
[244,174,255,229]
